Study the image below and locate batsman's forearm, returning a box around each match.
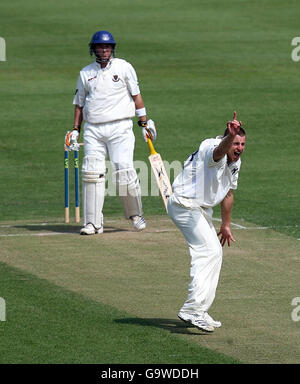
[74,105,83,128]
[133,94,147,122]
[133,94,145,110]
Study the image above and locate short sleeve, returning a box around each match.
[200,139,226,168]
[73,74,86,107]
[125,62,141,96]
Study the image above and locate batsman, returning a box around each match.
[65,30,156,235]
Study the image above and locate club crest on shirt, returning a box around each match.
[112,75,120,82]
[231,167,238,175]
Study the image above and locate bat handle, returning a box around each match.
[147,138,157,155]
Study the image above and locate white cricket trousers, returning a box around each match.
[167,194,223,314]
[83,119,135,169]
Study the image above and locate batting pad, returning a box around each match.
[82,156,106,183]
[113,168,143,219]
[82,181,105,228]
[82,155,105,228]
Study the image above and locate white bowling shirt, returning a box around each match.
[172,136,241,208]
[73,58,140,124]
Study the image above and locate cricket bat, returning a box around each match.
[147,138,173,212]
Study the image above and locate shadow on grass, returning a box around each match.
[13,224,129,234]
[115,317,212,336]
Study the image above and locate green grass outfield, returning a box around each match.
[0,261,238,364]
[0,0,300,365]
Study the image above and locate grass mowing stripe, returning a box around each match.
[0,262,240,364]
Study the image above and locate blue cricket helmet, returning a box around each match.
[89,30,116,57]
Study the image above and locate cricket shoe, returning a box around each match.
[203,312,222,328]
[177,311,215,333]
[178,311,221,328]
[130,216,146,231]
[80,223,104,235]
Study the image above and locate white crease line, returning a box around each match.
[0,232,69,237]
[147,229,178,233]
[212,219,300,231]
[0,223,57,228]
[0,221,299,236]
[212,218,247,229]
[234,226,269,230]
[0,230,179,237]
[1,220,300,230]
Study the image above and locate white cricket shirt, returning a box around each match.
[172,137,241,208]
[73,58,140,124]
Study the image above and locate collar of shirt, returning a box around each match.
[95,59,113,71]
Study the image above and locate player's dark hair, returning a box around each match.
[223,126,246,137]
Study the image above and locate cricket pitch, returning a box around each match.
[0,216,299,363]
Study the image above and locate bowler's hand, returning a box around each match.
[226,111,242,136]
[217,225,236,247]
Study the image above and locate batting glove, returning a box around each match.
[65,130,80,151]
[139,119,157,142]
